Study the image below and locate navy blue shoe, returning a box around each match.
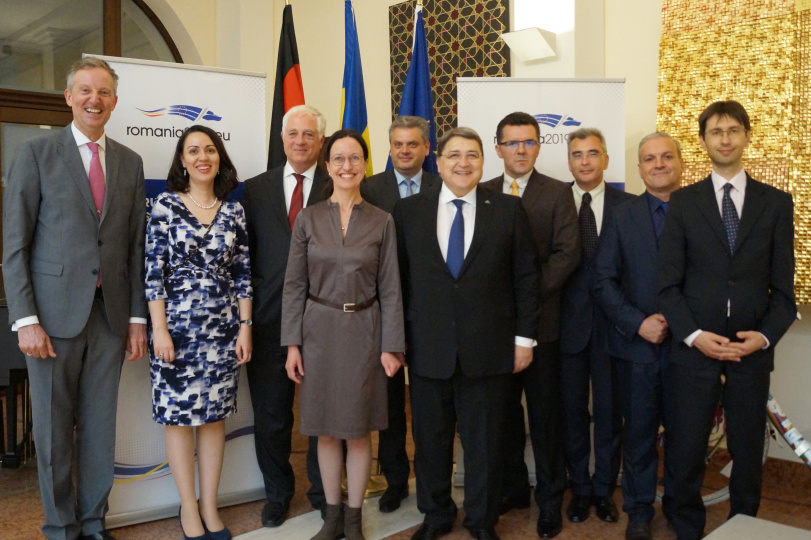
[178,507,208,540]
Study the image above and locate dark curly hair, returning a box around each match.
[166,125,238,200]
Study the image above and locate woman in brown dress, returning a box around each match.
[281,129,405,540]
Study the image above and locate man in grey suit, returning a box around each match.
[360,115,440,513]
[2,57,147,540]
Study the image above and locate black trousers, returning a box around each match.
[667,362,770,540]
[614,350,674,524]
[378,367,410,488]
[501,341,566,510]
[246,329,323,506]
[560,337,622,498]
[410,367,511,530]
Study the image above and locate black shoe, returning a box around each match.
[566,494,591,523]
[411,522,453,540]
[536,505,562,538]
[79,533,117,540]
[262,500,290,527]
[379,484,409,513]
[177,508,207,540]
[625,521,652,540]
[467,527,500,540]
[593,495,618,523]
[499,489,531,515]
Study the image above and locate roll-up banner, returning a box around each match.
[93,55,267,527]
[457,77,626,190]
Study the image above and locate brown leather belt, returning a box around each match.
[308,293,378,313]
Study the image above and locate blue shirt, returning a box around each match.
[394,169,424,199]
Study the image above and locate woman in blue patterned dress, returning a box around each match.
[145,125,252,540]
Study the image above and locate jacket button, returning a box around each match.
[98,240,103,246]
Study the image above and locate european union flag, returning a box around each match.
[340,0,373,176]
[388,3,438,174]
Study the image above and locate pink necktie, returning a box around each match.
[87,141,105,218]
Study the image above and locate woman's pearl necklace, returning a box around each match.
[187,192,218,209]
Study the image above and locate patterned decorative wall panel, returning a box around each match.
[388,0,510,137]
[657,1,811,302]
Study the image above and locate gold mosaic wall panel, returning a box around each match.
[658,2,811,302]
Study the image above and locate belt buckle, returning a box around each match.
[343,302,356,313]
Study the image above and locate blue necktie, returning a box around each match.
[406,180,415,197]
[447,199,465,278]
[722,183,739,253]
[653,201,668,241]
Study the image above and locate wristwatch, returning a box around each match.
[240,319,253,326]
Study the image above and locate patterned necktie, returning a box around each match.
[722,183,739,253]
[87,142,105,218]
[653,201,668,241]
[510,180,520,196]
[447,199,465,278]
[579,191,598,258]
[289,173,304,230]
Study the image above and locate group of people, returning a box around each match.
[2,56,796,540]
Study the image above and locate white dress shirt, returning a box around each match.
[572,180,606,235]
[283,161,317,211]
[436,183,535,348]
[15,123,146,330]
[501,171,531,197]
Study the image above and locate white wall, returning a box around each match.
[150,0,811,464]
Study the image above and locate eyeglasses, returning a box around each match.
[441,151,482,162]
[705,127,747,139]
[569,150,605,161]
[497,139,539,150]
[330,155,365,166]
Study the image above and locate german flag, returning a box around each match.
[267,4,305,170]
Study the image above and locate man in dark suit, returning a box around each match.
[560,128,632,525]
[480,112,579,539]
[594,132,683,540]
[658,101,796,540]
[360,115,440,513]
[2,57,147,540]
[242,105,326,527]
[394,127,540,540]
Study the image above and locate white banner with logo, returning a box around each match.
[94,55,267,526]
[457,77,626,189]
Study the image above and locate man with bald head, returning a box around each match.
[594,132,683,540]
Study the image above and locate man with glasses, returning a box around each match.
[394,127,540,540]
[481,112,579,539]
[360,116,441,513]
[658,101,795,540]
[559,128,632,526]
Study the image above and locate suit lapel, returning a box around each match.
[59,127,98,219]
[100,138,119,223]
[308,165,328,206]
[735,175,766,252]
[383,170,402,201]
[270,172,292,231]
[629,194,659,256]
[521,170,546,208]
[418,189,448,273]
[694,176,730,253]
[457,187,490,277]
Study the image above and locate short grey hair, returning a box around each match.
[637,131,682,160]
[389,115,430,143]
[282,105,327,138]
[437,127,483,155]
[567,127,607,154]
[66,57,118,95]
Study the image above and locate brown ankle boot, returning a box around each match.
[343,505,364,540]
[310,503,344,540]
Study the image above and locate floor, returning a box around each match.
[2,389,811,539]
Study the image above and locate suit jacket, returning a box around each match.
[393,185,540,379]
[2,126,147,338]
[481,170,580,342]
[594,193,666,363]
[560,183,635,355]
[242,163,328,340]
[360,169,441,213]
[658,174,796,373]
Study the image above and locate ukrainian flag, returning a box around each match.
[340,0,373,177]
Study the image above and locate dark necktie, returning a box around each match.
[289,173,304,230]
[653,201,668,241]
[447,199,465,278]
[722,183,739,253]
[579,191,598,258]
